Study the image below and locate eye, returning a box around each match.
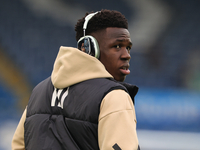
[126,46,131,52]
[126,46,131,51]
[115,45,120,49]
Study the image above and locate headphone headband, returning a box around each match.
[83,11,99,36]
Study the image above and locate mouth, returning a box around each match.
[119,65,130,75]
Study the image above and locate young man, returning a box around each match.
[12,10,140,150]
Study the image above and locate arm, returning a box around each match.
[12,108,26,150]
[98,90,139,150]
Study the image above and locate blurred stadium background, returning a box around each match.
[0,0,200,149]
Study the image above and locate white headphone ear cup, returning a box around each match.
[87,36,100,59]
[77,36,100,59]
[77,37,91,54]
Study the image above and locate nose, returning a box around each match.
[121,47,131,61]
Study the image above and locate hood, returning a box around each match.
[51,46,113,89]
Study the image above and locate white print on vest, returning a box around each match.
[51,87,69,109]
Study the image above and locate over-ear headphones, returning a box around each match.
[77,12,100,59]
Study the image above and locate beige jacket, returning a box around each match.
[12,46,139,150]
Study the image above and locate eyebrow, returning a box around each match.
[115,39,132,46]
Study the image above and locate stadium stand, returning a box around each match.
[0,0,199,115]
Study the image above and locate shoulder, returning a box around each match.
[99,89,134,119]
[100,89,133,111]
[31,77,53,93]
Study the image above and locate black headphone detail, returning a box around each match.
[77,12,100,59]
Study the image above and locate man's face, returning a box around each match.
[94,27,132,82]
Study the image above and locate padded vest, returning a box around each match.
[24,77,138,150]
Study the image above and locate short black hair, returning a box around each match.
[75,9,128,41]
